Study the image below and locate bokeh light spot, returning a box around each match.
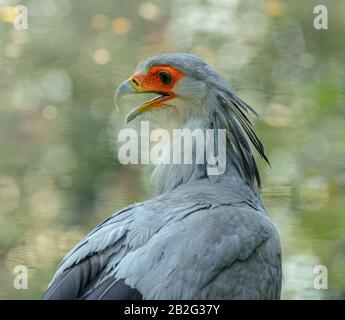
[91,13,109,30]
[39,69,72,103]
[0,176,20,215]
[93,48,110,65]
[265,0,283,17]
[138,2,161,21]
[263,103,293,128]
[111,17,132,34]
[0,6,20,23]
[42,105,58,120]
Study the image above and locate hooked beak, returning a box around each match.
[114,78,173,123]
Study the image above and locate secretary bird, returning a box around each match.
[43,53,282,300]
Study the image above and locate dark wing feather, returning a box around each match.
[42,251,142,300]
[83,278,142,300]
[42,251,107,300]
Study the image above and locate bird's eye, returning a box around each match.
[158,70,173,85]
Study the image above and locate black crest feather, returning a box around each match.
[216,92,270,187]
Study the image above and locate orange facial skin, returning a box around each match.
[130,66,184,111]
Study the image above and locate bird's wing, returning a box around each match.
[42,200,211,299]
[112,204,281,299]
[43,182,281,300]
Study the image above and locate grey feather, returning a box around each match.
[43,53,281,300]
[44,177,281,299]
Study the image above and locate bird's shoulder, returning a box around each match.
[112,202,280,299]
[47,185,281,299]
[51,197,208,277]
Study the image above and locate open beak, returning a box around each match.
[114,78,173,123]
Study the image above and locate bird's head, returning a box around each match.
[115,53,229,125]
[115,53,269,187]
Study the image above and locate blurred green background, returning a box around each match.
[0,0,344,299]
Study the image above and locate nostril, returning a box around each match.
[132,78,139,86]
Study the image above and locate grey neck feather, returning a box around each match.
[152,88,269,195]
